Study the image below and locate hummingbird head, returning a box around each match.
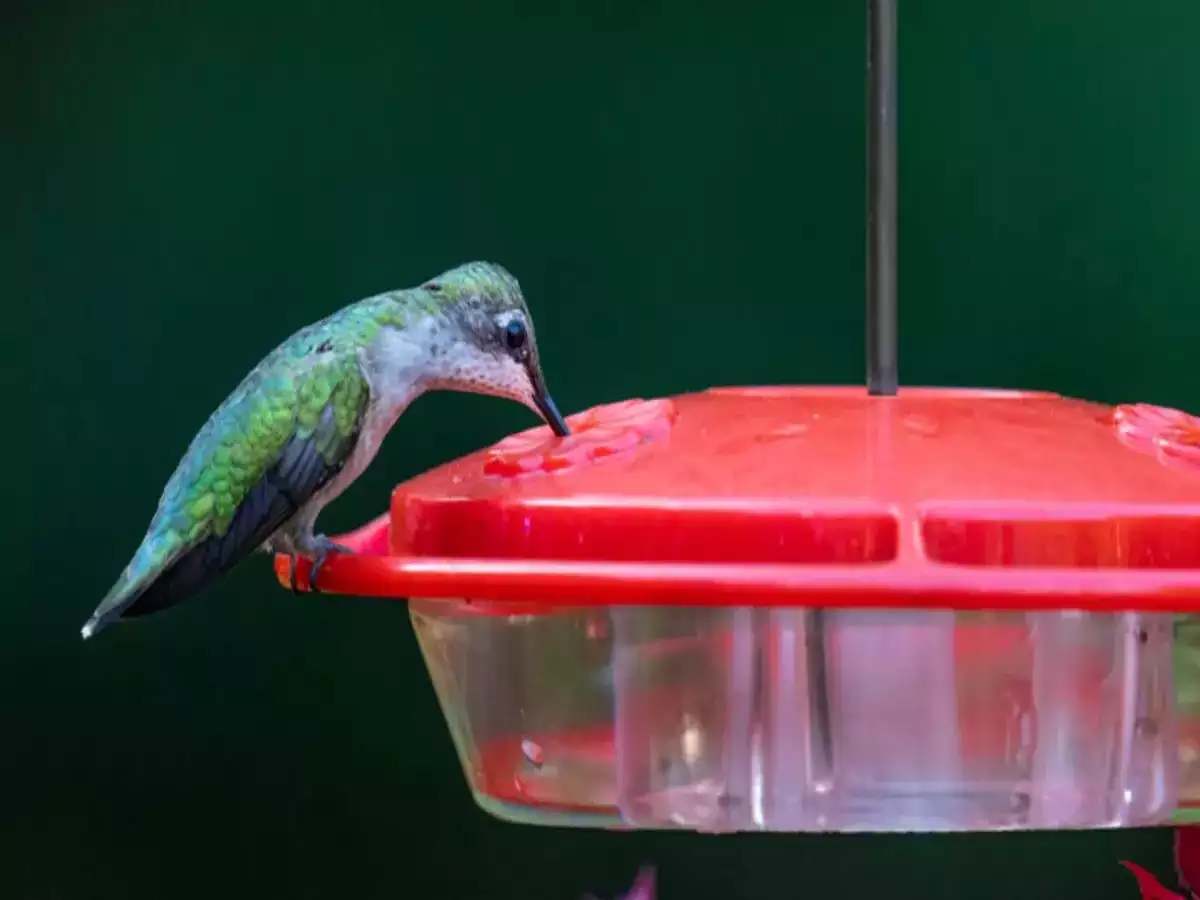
[422,261,570,436]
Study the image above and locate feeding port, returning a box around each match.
[278,389,1200,832]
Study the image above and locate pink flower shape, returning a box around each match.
[1111,403,1200,472]
[485,398,677,477]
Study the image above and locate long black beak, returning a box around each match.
[529,366,570,436]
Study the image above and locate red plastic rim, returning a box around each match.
[274,387,1200,611]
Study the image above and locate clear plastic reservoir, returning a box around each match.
[411,603,1184,831]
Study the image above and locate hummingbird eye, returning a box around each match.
[503,319,528,352]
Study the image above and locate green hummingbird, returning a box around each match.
[81,261,569,641]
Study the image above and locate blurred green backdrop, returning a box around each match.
[3,0,1199,897]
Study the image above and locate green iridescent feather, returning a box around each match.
[91,291,433,627]
[157,299,408,538]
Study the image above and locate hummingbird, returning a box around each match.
[81,261,570,641]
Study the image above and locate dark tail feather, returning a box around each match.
[82,457,320,640]
[82,563,160,640]
[81,529,256,639]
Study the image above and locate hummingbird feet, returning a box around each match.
[292,533,355,594]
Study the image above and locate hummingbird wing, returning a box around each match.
[82,348,370,638]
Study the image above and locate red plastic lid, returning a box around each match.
[276,387,1200,611]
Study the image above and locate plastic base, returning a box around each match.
[411,602,1182,833]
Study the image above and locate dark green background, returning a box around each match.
[3,0,1197,897]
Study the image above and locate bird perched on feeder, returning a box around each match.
[81,261,570,641]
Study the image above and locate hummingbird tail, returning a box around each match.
[81,574,143,640]
[82,506,276,640]
[81,534,198,640]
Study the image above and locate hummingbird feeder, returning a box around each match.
[277,0,1200,832]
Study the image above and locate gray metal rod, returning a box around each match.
[866,0,898,396]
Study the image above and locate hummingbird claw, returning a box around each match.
[307,535,354,594]
[309,558,326,594]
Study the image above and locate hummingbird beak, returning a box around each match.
[528,364,570,436]
[537,392,570,437]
